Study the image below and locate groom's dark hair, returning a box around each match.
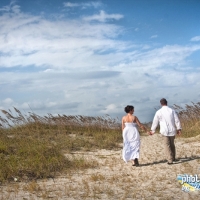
[160,98,167,105]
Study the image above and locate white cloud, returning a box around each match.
[11,4,20,13]
[114,45,200,72]
[63,2,79,7]
[190,36,200,42]
[100,104,119,114]
[0,5,10,12]
[83,10,124,22]
[0,10,126,69]
[82,2,102,9]
[0,0,17,12]
[63,1,102,9]
[46,102,57,108]
[2,98,14,105]
[142,45,151,50]
[150,35,158,39]
[0,2,200,122]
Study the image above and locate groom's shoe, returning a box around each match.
[173,159,180,163]
[172,159,180,164]
[167,162,173,165]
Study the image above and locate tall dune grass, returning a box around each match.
[0,108,122,183]
[173,101,200,137]
[1,102,199,183]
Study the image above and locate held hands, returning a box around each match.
[177,130,182,136]
[147,130,182,136]
[147,131,154,136]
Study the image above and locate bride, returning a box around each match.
[122,105,148,166]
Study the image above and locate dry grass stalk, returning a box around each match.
[173,101,200,137]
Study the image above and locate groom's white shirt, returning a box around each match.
[151,106,181,136]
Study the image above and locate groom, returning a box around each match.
[150,98,182,164]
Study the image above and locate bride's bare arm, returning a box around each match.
[135,117,147,132]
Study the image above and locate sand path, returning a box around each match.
[1,134,200,199]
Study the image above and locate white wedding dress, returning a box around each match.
[122,122,140,162]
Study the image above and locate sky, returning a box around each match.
[0,0,200,122]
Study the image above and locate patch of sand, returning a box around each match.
[0,134,200,199]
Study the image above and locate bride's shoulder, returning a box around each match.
[122,115,126,121]
[132,115,137,121]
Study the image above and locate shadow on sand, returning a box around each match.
[139,156,200,167]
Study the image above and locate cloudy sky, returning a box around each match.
[0,0,200,122]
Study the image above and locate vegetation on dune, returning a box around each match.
[173,102,200,137]
[0,101,199,183]
[0,108,122,183]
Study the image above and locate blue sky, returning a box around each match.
[0,0,200,122]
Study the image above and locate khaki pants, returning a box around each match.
[163,135,176,163]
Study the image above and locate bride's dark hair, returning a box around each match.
[124,105,134,113]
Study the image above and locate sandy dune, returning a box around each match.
[1,134,200,199]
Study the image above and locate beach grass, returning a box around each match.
[0,102,199,184]
[173,102,200,137]
[0,108,123,183]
